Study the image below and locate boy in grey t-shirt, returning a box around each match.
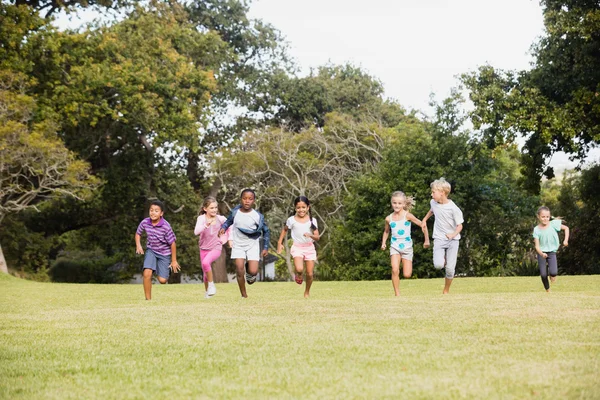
[422,178,464,294]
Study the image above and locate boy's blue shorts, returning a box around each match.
[143,249,171,279]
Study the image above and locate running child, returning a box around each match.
[533,206,569,292]
[277,196,320,298]
[381,191,429,296]
[422,178,464,294]
[194,196,230,298]
[135,200,180,300]
[219,189,270,298]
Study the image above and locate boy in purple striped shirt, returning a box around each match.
[135,200,180,300]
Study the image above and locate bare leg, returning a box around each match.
[402,258,413,279]
[443,277,453,294]
[304,260,314,298]
[235,258,247,297]
[390,254,401,296]
[293,257,304,284]
[246,260,259,275]
[143,268,153,300]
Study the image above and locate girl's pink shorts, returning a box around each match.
[290,242,317,261]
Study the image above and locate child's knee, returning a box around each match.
[157,277,168,284]
[433,261,445,270]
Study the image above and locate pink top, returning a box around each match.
[194,215,230,250]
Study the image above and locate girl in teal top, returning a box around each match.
[533,206,569,292]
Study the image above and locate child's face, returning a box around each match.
[295,201,309,218]
[204,202,218,217]
[240,192,255,211]
[391,196,404,212]
[149,205,163,222]
[431,189,446,203]
[537,210,551,226]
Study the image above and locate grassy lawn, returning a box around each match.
[0,274,599,399]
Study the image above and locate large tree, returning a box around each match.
[462,0,600,193]
[0,70,99,273]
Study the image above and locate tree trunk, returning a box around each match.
[0,243,8,274]
[212,247,229,283]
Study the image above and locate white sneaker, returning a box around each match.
[204,292,211,299]
[207,282,217,296]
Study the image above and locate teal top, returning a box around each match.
[533,219,562,252]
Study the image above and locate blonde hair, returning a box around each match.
[537,206,550,216]
[391,191,415,211]
[199,196,217,215]
[430,177,451,195]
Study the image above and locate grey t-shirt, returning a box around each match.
[430,199,464,241]
[231,209,261,249]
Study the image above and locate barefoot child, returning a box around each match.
[381,191,429,296]
[533,206,569,292]
[277,196,320,298]
[219,189,270,298]
[135,200,180,300]
[422,178,463,294]
[194,196,230,298]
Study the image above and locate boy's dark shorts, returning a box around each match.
[143,248,171,279]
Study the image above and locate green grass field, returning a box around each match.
[1,274,599,399]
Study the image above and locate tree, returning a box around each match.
[213,112,393,278]
[325,94,538,280]
[0,70,99,273]
[462,0,600,193]
[11,0,136,18]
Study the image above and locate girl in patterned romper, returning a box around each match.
[381,191,429,296]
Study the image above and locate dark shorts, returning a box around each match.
[143,248,171,279]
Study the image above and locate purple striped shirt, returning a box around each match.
[136,217,176,256]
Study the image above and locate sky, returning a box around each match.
[247,0,545,112]
[55,1,599,170]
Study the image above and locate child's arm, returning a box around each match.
[135,234,144,254]
[169,242,180,273]
[446,223,463,240]
[534,238,547,258]
[561,224,570,247]
[421,209,433,231]
[381,217,390,250]
[304,228,320,241]
[277,225,289,254]
[218,209,236,236]
[261,220,270,258]
[407,213,430,248]
[194,215,207,236]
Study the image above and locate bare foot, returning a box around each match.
[304,293,310,298]
[550,276,556,283]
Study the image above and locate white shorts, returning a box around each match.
[390,245,413,261]
[230,240,260,261]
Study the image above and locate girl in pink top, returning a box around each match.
[194,197,230,298]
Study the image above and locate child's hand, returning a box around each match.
[228,240,233,248]
[170,260,180,273]
[424,241,430,249]
[563,240,569,247]
[381,243,386,251]
[136,245,144,255]
[261,249,268,258]
[303,232,312,238]
[277,243,283,254]
[541,252,548,259]
[218,228,225,237]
